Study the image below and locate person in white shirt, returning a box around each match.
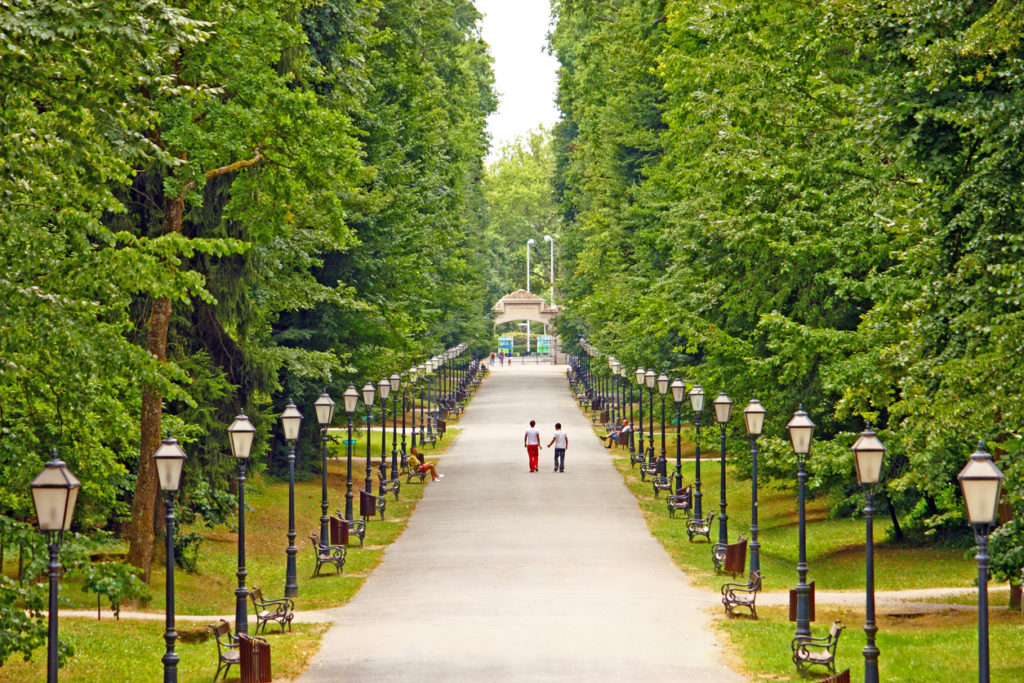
[547,423,569,472]
[524,419,542,472]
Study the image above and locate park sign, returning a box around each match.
[498,336,513,351]
[537,335,551,354]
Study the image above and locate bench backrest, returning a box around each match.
[250,587,263,604]
[828,620,844,643]
[748,570,762,590]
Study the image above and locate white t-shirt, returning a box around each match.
[552,430,568,449]
[525,427,540,445]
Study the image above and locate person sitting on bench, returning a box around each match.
[602,419,630,448]
[409,448,443,481]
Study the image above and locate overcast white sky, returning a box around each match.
[476,0,560,163]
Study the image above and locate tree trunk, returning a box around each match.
[1010,583,1021,611]
[882,492,904,542]
[126,193,182,582]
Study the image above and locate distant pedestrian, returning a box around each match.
[524,419,541,472]
[490,352,495,365]
[547,423,568,472]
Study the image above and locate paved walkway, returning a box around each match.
[299,364,743,682]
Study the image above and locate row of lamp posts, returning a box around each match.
[23,334,1004,682]
[44,342,468,683]
[573,340,1004,682]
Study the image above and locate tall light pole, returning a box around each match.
[657,373,669,477]
[645,369,656,464]
[390,372,402,480]
[690,385,705,519]
[544,234,555,307]
[959,442,1005,683]
[713,392,733,570]
[786,405,816,639]
[153,437,187,683]
[526,237,535,354]
[314,391,335,547]
[342,385,359,520]
[635,368,646,463]
[227,412,256,635]
[377,377,391,492]
[744,396,766,575]
[30,451,80,683]
[361,381,376,493]
[280,400,303,598]
[671,378,686,490]
[417,363,427,445]
[852,424,886,683]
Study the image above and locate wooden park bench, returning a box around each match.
[404,461,429,484]
[721,569,761,618]
[687,509,716,542]
[666,485,692,517]
[652,472,673,498]
[331,513,365,547]
[791,620,845,679]
[208,619,240,681]
[629,448,646,468]
[308,533,346,576]
[376,472,401,500]
[248,586,294,634]
[639,458,658,482]
[419,428,438,448]
[359,488,387,520]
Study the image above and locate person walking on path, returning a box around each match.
[524,419,542,472]
[547,423,568,472]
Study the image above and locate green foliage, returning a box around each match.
[549,0,1024,572]
[989,518,1024,584]
[78,562,151,618]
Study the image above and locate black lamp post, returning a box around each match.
[390,372,401,480]
[959,442,1004,683]
[689,385,705,519]
[418,363,427,444]
[627,368,636,455]
[361,381,376,492]
[743,397,766,575]
[314,391,335,548]
[425,359,435,437]
[671,378,686,490]
[712,392,733,569]
[227,412,256,634]
[401,366,413,456]
[786,405,816,639]
[154,437,187,683]
[342,385,358,520]
[645,369,656,463]
[657,372,669,477]
[852,424,886,683]
[377,377,391,491]
[635,368,646,460]
[280,400,303,598]
[30,450,80,683]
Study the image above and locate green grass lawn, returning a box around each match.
[598,425,978,593]
[0,618,328,682]
[719,605,1024,682]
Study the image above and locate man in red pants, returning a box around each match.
[524,419,542,472]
